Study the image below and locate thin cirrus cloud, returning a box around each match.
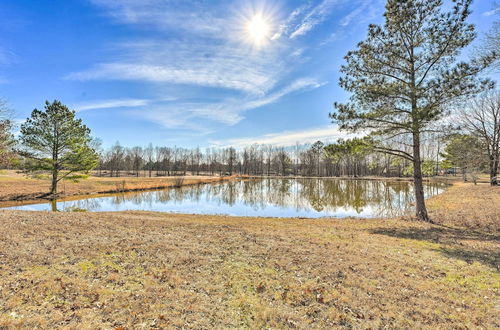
[65,25,292,95]
[211,125,356,148]
[66,56,280,96]
[190,78,327,125]
[272,0,341,40]
[340,1,370,27]
[129,78,327,131]
[483,7,499,16]
[273,0,374,41]
[74,98,151,112]
[0,47,18,84]
[0,48,17,66]
[87,0,230,37]
[289,0,339,39]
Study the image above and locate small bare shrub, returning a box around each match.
[115,180,126,192]
[173,176,185,188]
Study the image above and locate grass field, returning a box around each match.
[0,178,498,328]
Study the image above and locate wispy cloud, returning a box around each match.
[0,48,17,66]
[275,0,373,41]
[0,47,17,84]
[211,125,355,148]
[271,4,311,40]
[66,57,278,95]
[483,7,500,16]
[340,1,369,27]
[289,0,338,39]
[74,98,151,112]
[88,0,229,37]
[128,78,326,131]
[70,0,337,95]
[235,78,327,114]
[320,0,383,46]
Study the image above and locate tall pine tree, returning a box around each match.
[331,0,494,221]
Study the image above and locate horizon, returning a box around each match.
[0,0,498,149]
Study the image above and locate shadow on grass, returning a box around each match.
[370,225,500,270]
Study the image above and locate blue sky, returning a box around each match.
[0,0,498,148]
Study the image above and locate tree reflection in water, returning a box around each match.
[15,179,448,218]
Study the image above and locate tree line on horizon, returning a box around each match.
[90,139,427,179]
[0,0,499,223]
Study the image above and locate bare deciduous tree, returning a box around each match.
[475,5,499,72]
[0,99,14,167]
[460,90,500,185]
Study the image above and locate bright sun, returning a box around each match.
[246,14,270,46]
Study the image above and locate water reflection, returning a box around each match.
[6,179,448,218]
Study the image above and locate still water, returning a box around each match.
[5,178,448,218]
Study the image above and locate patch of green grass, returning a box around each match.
[66,207,88,212]
[223,257,281,327]
[31,174,50,180]
[441,262,500,290]
[77,260,96,273]
[406,239,442,250]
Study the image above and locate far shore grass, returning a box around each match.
[0,175,498,328]
[0,170,244,204]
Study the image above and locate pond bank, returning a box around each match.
[427,181,500,233]
[0,171,246,204]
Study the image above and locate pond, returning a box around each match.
[4,178,448,218]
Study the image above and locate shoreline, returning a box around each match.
[0,174,454,210]
[0,174,247,205]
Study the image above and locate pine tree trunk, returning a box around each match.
[50,200,58,212]
[412,133,430,222]
[51,169,58,195]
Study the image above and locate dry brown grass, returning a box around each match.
[0,170,240,203]
[427,182,500,233]
[0,176,498,328]
[0,208,498,329]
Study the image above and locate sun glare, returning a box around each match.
[246,14,270,46]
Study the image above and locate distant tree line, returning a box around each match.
[92,136,447,179]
